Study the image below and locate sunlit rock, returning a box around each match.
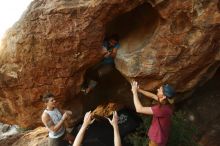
[0,0,219,128]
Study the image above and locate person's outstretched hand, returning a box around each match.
[108,111,119,128]
[66,110,72,115]
[82,111,95,129]
[107,111,122,146]
[73,111,94,146]
[131,80,138,93]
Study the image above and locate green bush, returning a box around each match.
[125,111,198,146]
[16,127,30,132]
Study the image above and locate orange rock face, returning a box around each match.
[0,0,219,128]
[115,0,220,92]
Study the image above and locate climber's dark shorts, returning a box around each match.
[48,133,69,146]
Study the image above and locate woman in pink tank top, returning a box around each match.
[131,81,175,146]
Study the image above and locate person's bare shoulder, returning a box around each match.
[41,111,50,124]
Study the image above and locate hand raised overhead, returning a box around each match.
[107,111,119,128]
[131,80,138,93]
[82,111,95,128]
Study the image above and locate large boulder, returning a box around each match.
[115,0,220,92]
[0,0,219,128]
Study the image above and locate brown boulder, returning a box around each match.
[0,127,48,146]
[115,0,220,92]
[0,0,219,128]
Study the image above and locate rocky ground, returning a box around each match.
[0,123,24,146]
[0,124,47,146]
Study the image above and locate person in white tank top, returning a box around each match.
[41,93,75,146]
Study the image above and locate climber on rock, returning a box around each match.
[41,93,75,146]
[101,34,120,71]
[131,81,175,146]
[81,34,120,94]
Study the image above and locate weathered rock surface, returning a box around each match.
[1,124,10,133]
[115,0,220,92]
[179,69,220,146]
[0,133,25,146]
[0,0,145,128]
[0,0,219,128]
[0,127,48,146]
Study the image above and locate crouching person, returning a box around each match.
[41,93,75,146]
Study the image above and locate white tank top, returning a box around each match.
[44,108,65,138]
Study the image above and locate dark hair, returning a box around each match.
[108,34,119,42]
[41,92,55,103]
[157,98,174,110]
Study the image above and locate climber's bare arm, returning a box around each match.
[60,109,72,115]
[110,48,117,58]
[137,88,158,101]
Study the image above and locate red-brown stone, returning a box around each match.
[0,0,219,130]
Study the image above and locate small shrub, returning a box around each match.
[16,127,30,132]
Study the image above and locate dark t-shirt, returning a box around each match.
[148,104,173,145]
